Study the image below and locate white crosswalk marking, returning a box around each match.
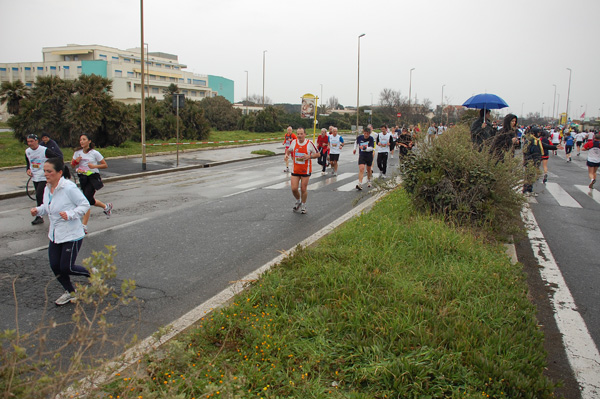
[575,185,600,205]
[338,181,363,192]
[545,183,581,208]
[235,176,287,189]
[307,173,355,190]
[264,180,291,189]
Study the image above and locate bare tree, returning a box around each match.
[379,88,403,109]
[327,96,339,110]
[247,94,272,105]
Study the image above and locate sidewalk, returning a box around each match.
[0,134,357,200]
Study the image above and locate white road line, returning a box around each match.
[545,182,581,208]
[235,176,286,189]
[223,188,255,198]
[307,173,355,190]
[59,192,385,398]
[264,180,290,189]
[14,218,149,256]
[575,185,600,204]
[522,205,600,398]
[0,208,20,215]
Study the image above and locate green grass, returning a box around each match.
[0,130,284,168]
[100,189,557,398]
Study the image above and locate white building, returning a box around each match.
[0,44,234,119]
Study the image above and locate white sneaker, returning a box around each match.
[103,203,113,219]
[292,201,301,212]
[300,204,307,214]
[356,184,363,191]
[55,291,76,306]
[367,180,372,188]
[378,173,383,179]
[284,167,290,173]
[333,172,337,176]
[321,171,326,176]
[382,174,387,179]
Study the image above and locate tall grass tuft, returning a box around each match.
[399,125,531,241]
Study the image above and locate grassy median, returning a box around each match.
[101,189,556,398]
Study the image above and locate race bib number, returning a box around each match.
[294,151,306,164]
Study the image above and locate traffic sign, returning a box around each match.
[396,112,402,117]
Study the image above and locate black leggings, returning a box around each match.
[317,148,328,172]
[377,152,389,174]
[48,239,89,293]
[33,180,45,206]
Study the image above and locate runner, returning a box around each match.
[390,126,399,158]
[71,133,113,234]
[25,134,60,225]
[563,131,574,162]
[282,126,297,173]
[353,126,375,190]
[582,133,600,189]
[316,128,330,176]
[540,130,561,184]
[575,130,586,156]
[376,124,393,178]
[40,132,63,159]
[284,128,318,214]
[550,128,561,155]
[396,127,413,157]
[30,157,91,306]
[328,127,344,176]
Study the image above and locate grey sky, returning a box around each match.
[2,0,598,120]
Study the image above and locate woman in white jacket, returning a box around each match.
[30,158,91,306]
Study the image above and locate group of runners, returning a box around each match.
[282,124,415,214]
[25,133,113,305]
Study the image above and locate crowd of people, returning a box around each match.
[25,133,113,306]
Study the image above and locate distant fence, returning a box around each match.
[143,137,283,146]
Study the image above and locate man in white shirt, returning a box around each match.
[376,125,393,178]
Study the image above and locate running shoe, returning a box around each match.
[103,203,113,218]
[321,171,326,176]
[55,291,76,306]
[333,172,337,176]
[31,216,44,225]
[284,167,290,173]
[590,179,596,189]
[300,204,307,214]
[542,174,548,184]
[367,180,372,188]
[356,184,363,191]
[292,201,301,212]
[382,174,387,179]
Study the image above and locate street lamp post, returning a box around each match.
[356,33,365,135]
[408,68,415,107]
[262,50,267,107]
[320,83,323,116]
[441,84,445,123]
[566,68,572,122]
[541,102,544,119]
[140,0,146,171]
[244,70,248,115]
[552,84,556,122]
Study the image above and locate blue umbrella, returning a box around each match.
[462,93,509,114]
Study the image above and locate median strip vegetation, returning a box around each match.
[98,188,556,398]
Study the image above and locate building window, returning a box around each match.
[134,60,141,64]
[114,70,122,77]
[0,68,7,81]
[77,66,82,74]
[159,76,166,81]
[49,66,57,76]
[74,55,79,61]
[124,58,131,63]
[64,55,71,61]
[127,71,134,78]
[174,66,179,70]
[170,77,177,82]
[179,78,184,83]
[63,66,70,78]
[12,67,19,79]
[152,87,159,94]
[191,91,197,97]
[112,56,119,61]
[149,74,156,80]
[99,54,107,60]
[192,79,206,86]
[187,78,191,84]
[182,90,188,95]
[37,66,44,76]
[127,82,132,92]
[25,82,33,87]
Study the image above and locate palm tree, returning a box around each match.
[0,80,29,115]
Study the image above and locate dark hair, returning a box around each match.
[501,114,518,133]
[77,133,95,153]
[479,109,491,118]
[363,127,371,133]
[41,132,50,138]
[27,134,39,141]
[45,157,71,180]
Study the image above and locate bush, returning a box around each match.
[399,124,529,240]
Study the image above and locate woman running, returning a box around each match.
[71,133,113,233]
[582,133,600,189]
[30,158,91,306]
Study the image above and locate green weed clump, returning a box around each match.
[99,191,557,398]
[399,125,528,241]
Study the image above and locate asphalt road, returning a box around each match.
[0,149,388,356]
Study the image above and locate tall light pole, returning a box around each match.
[356,33,365,135]
[262,50,267,107]
[541,102,544,119]
[441,84,445,123]
[552,84,557,123]
[140,0,146,171]
[556,94,560,119]
[408,68,415,107]
[320,83,323,116]
[244,70,248,115]
[566,68,572,122]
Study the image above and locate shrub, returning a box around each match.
[399,124,530,240]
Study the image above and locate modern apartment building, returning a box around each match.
[0,44,234,112]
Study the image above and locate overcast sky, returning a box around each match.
[1,0,599,120]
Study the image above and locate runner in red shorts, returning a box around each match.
[284,128,318,214]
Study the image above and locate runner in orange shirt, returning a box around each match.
[284,128,319,214]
